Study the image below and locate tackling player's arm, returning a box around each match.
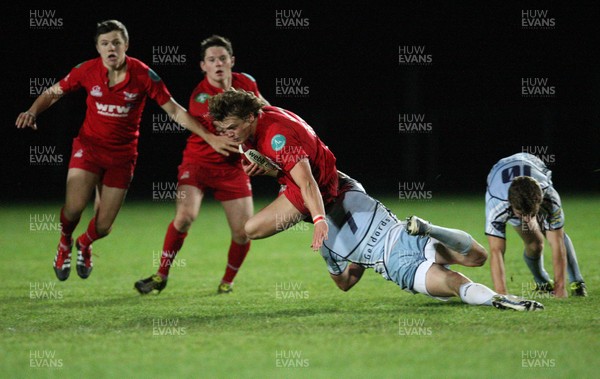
[160,98,238,156]
[330,263,365,292]
[546,228,568,298]
[16,83,65,130]
[488,235,508,294]
[289,158,328,251]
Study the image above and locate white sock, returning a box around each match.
[459,282,496,306]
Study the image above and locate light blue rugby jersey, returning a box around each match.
[320,189,399,275]
[485,152,563,238]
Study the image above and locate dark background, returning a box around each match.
[2,1,599,202]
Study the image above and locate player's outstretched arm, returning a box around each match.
[330,263,365,291]
[15,83,64,130]
[488,235,508,294]
[546,229,568,298]
[289,159,328,251]
[160,98,238,156]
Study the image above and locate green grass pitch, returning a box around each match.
[1,195,599,378]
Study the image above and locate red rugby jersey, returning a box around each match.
[59,56,172,161]
[249,106,338,201]
[183,72,260,167]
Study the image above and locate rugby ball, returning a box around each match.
[239,145,280,172]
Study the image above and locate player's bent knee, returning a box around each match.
[174,210,196,231]
[229,220,249,238]
[468,252,487,267]
[232,228,250,244]
[458,243,487,267]
[244,218,272,240]
[469,244,488,267]
[244,223,262,240]
[95,223,112,237]
[525,240,544,255]
[63,205,85,221]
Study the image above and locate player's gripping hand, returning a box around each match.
[15,111,38,130]
[240,148,279,177]
[241,159,269,177]
[311,219,328,251]
[205,134,239,156]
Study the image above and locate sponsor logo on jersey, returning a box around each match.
[90,85,103,97]
[271,134,286,151]
[364,216,392,260]
[73,149,83,158]
[124,91,139,101]
[180,171,190,180]
[195,93,210,103]
[95,102,131,117]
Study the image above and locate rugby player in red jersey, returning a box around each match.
[135,36,269,295]
[208,90,338,251]
[15,20,237,282]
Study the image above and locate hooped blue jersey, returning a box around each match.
[485,153,563,238]
[320,189,399,275]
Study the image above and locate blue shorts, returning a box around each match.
[382,232,431,291]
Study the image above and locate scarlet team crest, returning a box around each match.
[90,86,103,97]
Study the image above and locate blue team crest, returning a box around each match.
[271,134,286,151]
[148,68,162,82]
[195,93,210,103]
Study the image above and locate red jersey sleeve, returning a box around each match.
[58,61,89,94]
[144,67,172,106]
[238,73,260,96]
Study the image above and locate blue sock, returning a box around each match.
[428,225,473,255]
[523,251,551,285]
[564,233,584,283]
